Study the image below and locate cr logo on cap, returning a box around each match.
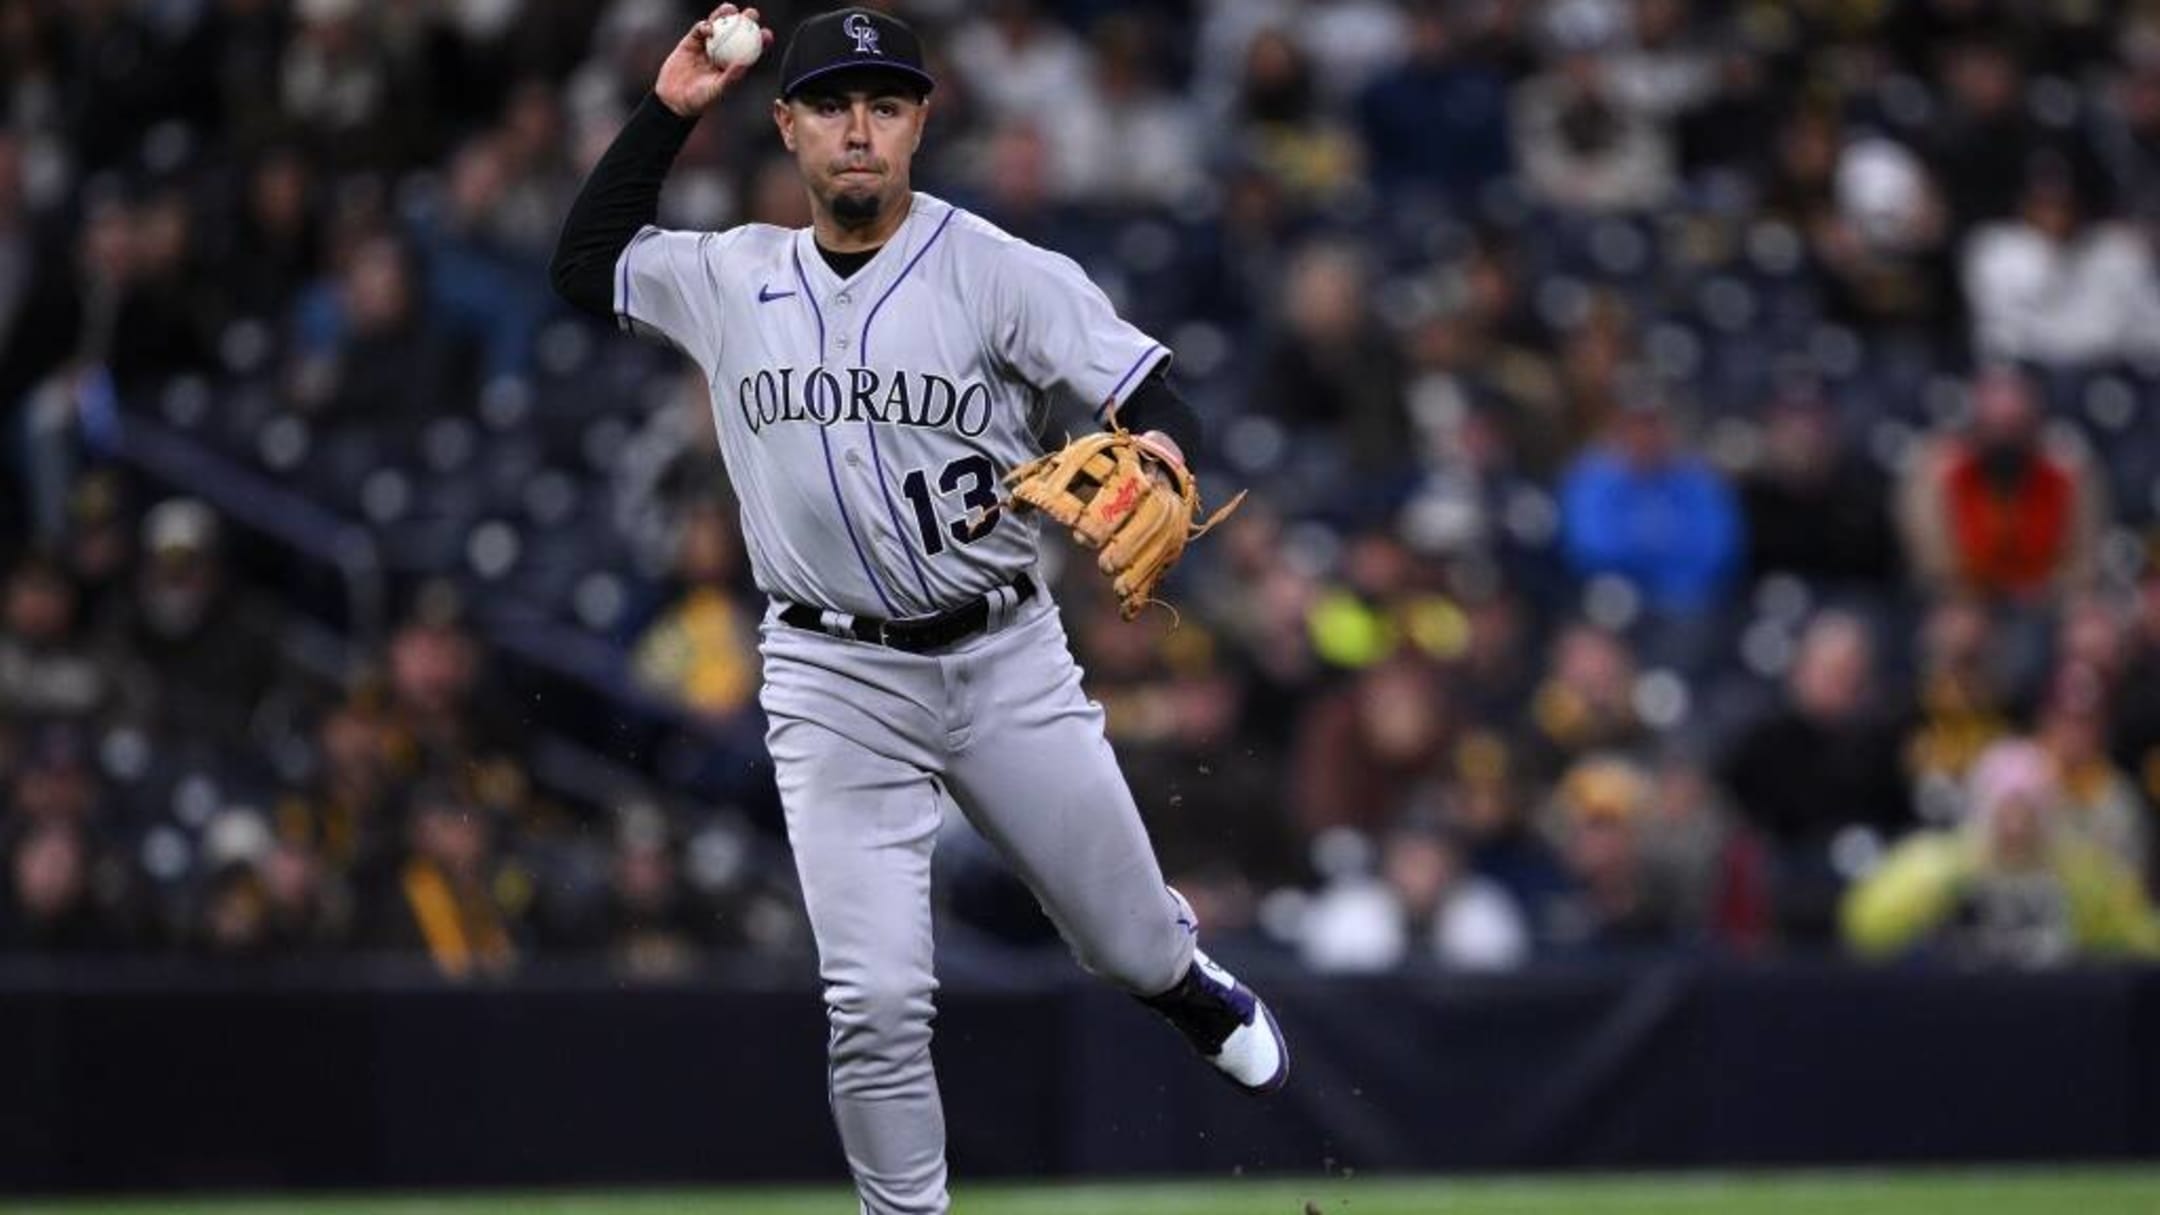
[843,12,882,55]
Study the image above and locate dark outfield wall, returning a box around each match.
[4,961,2157,1191]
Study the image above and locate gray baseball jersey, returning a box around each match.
[612,190,1197,1215]
[613,190,1168,618]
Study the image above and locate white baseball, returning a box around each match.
[705,13,763,69]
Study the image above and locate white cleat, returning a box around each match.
[1141,891,1290,1095]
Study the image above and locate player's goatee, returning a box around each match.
[832,190,881,226]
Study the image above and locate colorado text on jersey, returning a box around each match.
[735,365,995,437]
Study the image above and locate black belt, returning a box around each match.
[779,575,1036,653]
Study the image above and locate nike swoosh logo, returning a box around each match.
[758,284,796,303]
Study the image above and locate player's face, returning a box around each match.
[774,85,927,231]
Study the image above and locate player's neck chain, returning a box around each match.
[737,364,993,438]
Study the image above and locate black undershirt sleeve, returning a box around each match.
[1111,364,1202,457]
[550,94,700,318]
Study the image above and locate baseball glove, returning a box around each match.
[1005,430,1245,620]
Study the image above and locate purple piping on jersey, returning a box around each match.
[857,205,959,606]
[792,243,898,616]
[790,243,826,350]
[858,205,958,354]
[1096,343,1167,419]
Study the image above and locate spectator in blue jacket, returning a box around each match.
[1558,393,1742,617]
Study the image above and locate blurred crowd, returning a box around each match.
[0,489,807,972]
[9,0,2160,977]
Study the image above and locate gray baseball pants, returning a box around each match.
[758,595,1196,1215]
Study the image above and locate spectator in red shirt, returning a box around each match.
[1898,367,2106,603]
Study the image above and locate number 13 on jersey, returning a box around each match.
[899,453,1000,556]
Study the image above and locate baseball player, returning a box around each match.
[550,7,1286,1212]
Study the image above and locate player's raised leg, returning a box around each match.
[940,607,1189,996]
[765,694,951,1215]
[941,605,1288,1094]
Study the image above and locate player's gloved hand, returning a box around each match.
[657,5,774,118]
[1005,429,1246,620]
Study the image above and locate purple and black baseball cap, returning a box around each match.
[778,7,936,100]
